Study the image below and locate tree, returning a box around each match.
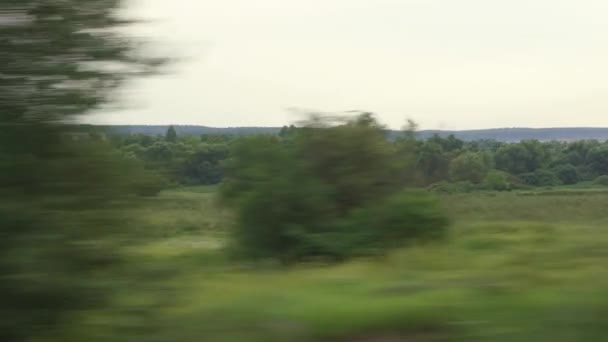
[166,125,178,142]
[416,140,450,184]
[552,164,579,185]
[449,152,489,183]
[588,145,608,175]
[395,120,422,185]
[519,169,562,187]
[180,144,229,185]
[0,1,163,340]
[221,113,447,262]
[495,140,548,175]
[483,170,511,191]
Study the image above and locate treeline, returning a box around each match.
[81,124,608,141]
[109,129,234,187]
[107,122,608,193]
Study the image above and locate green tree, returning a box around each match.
[416,140,450,184]
[483,170,511,191]
[519,169,562,187]
[0,1,163,340]
[221,113,447,262]
[588,145,608,175]
[449,152,489,183]
[166,125,178,142]
[180,144,229,184]
[552,164,579,185]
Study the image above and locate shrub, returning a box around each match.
[448,152,488,183]
[483,170,511,191]
[222,114,448,263]
[594,175,608,186]
[519,169,561,187]
[346,191,449,251]
[252,191,450,261]
[552,164,579,185]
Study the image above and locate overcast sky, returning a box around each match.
[89,0,608,130]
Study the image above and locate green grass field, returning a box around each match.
[66,187,608,341]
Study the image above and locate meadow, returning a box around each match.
[65,186,608,342]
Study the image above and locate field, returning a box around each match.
[67,187,608,341]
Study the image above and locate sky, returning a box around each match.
[89,0,608,130]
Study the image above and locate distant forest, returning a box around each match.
[78,125,608,142]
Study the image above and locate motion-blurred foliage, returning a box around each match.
[0,0,163,340]
[221,113,448,262]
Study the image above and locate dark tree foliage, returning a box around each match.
[552,164,579,185]
[221,113,448,262]
[0,1,163,340]
[449,152,489,183]
[111,133,233,185]
[499,140,548,175]
[588,145,608,175]
[519,169,562,187]
[180,144,229,185]
[166,125,178,142]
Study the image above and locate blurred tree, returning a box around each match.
[563,140,599,166]
[449,152,488,183]
[221,113,447,262]
[495,143,533,175]
[519,169,562,187]
[552,164,579,185]
[296,113,401,215]
[588,145,608,175]
[416,140,450,184]
[166,125,178,142]
[0,0,164,340]
[483,170,511,191]
[180,144,229,185]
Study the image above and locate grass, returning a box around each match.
[65,186,608,341]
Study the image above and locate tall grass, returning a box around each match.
[64,187,608,341]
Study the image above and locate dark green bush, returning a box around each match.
[345,191,449,252]
[519,169,562,187]
[552,164,579,185]
[222,114,448,263]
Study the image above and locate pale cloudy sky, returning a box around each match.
[89,0,608,130]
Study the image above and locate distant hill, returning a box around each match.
[414,128,608,142]
[80,125,608,142]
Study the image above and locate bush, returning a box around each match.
[483,170,511,191]
[235,191,449,261]
[345,191,449,252]
[222,114,448,263]
[448,152,488,183]
[519,169,562,187]
[552,164,579,185]
[594,175,608,186]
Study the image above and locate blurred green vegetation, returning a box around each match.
[219,113,448,262]
[47,186,608,341]
[5,1,608,341]
[0,1,164,340]
[106,124,608,195]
